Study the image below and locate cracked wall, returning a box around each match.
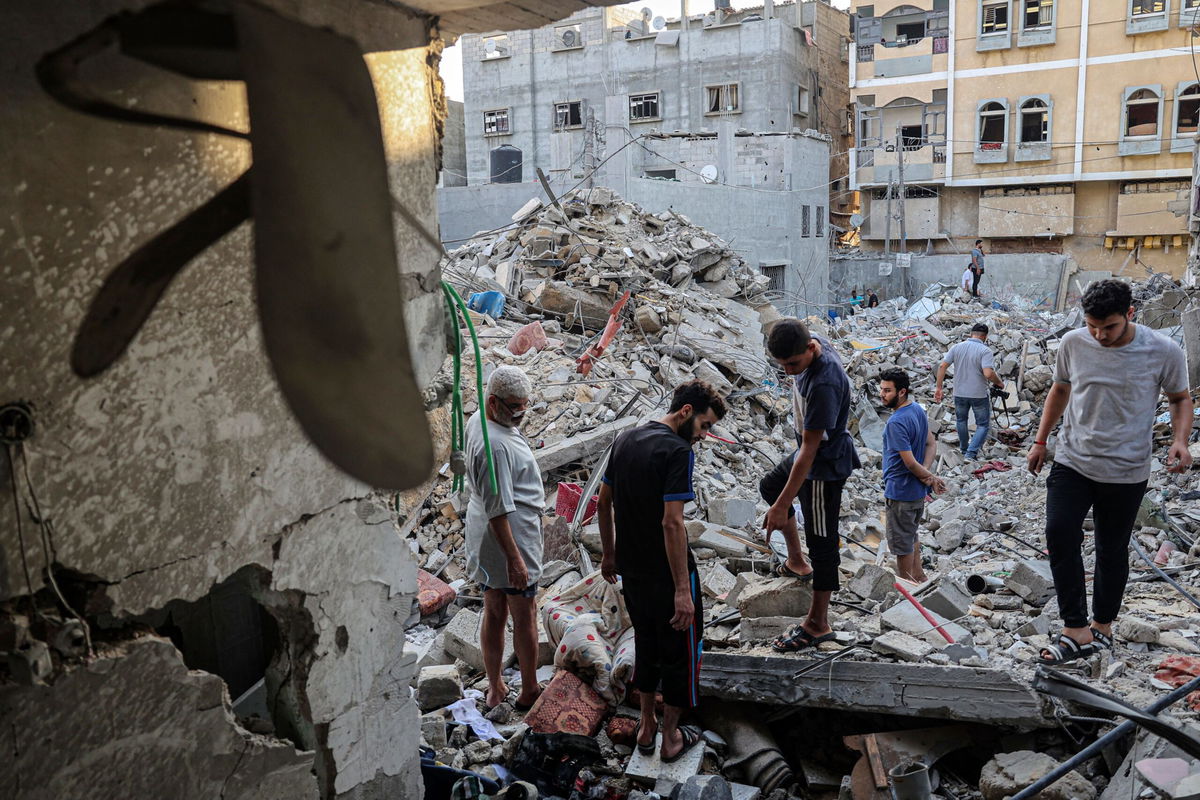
[0,1,447,797]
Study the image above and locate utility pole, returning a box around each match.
[895,125,907,254]
[583,106,596,189]
[884,177,894,256]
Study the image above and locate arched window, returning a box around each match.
[979,102,1006,148]
[1125,88,1160,136]
[1177,84,1200,135]
[1020,98,1049,142]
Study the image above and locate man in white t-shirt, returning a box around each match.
[960,267,973,295]
[1027,280,1192,666]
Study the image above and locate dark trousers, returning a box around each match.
[1044,462,1148,628]
[971,270,982,297]
[759,451,845,592]
[622,569,703,709]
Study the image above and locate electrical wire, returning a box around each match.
[4,444,38,611]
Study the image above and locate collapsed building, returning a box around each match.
[405,188,1200,799]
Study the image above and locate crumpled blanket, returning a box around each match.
[541,570,635,704]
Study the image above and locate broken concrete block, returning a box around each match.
[871,630,934,662]
[635,305,663,333]
[725,571,762,608]
[417,664,463,711]
[1117,616,1160,644]
[918,580,972,621]
[708,497,756,528]
[934,521,970,553]
[1015,615,1052,638]
[736,577,812,619]
[699,562,737,599]
[685,521,748,558]
[531,281,613,328]
[679,774,734,800]
[692,359,734,396]
[849,563,896,602]
[880,600,971,646]
[511,197,543,222]
[738,616,799,643]
[421,713,448,749]
[1004,560,1055,606]
[535,418,638,473]
[979,750,1096,800]
[442,608,514,672]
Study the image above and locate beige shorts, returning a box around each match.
[885,498,925,556]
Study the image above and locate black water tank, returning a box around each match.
[490,145,522,184]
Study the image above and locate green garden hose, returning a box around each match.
[441,281,497,494]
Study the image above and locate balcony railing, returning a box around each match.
[857,43,875,62]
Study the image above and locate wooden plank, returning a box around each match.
[863,734,888,790]
[700,652,1050,728]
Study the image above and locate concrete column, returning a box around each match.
[718,120,736,185]
[1183,306,1200,389]
[602,95,631,196]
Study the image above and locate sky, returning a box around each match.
[439,0,852,102]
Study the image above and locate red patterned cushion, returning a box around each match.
[522,670,608,737]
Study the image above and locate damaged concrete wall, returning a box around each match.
[0,1,445,797]
[832,252,1072,306]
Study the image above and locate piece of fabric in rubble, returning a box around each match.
[542,570,635,703]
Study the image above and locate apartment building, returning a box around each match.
[850,0,1200,277]
[458,0,853,220]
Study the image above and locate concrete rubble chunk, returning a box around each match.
[979,750,1096,800]
[1004,560,1055,606]
[699,561,738,599]
[736,576,813,619]
[678,774,734,800]
[871,630,935,662]
[918,579,973,621]
[880,600,971,646]
[1117,616,1161,644]
[738,616,800,643]
[417,664,463,711]
[707,496,757,528]
[849,563,896,602]
[635,305,663,333]
[685,521,749,558]
[535,418,638,473]
[443,608,514,672]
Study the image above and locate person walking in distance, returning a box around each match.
[935,323,1005,461]
[598,380,727,763]
[969,239,986,298]
[759,319,861,652]
[1028,280,1192,664]
[867,288,880,309]
[465,366,545,711]
[880,369,946,583]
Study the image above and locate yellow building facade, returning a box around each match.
[850,0,1199,276]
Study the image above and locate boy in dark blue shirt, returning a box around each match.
[880,368,945,583]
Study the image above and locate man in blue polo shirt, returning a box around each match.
[880,368,945,583]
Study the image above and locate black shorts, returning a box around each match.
[759,451,846,592]
[621,570,703,709]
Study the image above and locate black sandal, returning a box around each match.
[771,625,836,653]
[1090,628,1114,650]
[1039,633,1100,665]
[633,719,658,756]
[661,724,703,764]
[773,562,814,582]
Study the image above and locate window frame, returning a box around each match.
[1120,85,1164,155]
[552,23,584,52]
[975,98,1010,163]
[1018,0,1057,46]
[978,0,1013,51]
[801,205,811,238]
[704,82,742,115]
[1171,81,1200,152]
[553,100,585,131]
[1127,0,1169,35]
[815,207,825,239]
[1181,0,1200,27]
[795,84,811,117]
[481,33,511,60]
[482,107,511,136]
[628,91,662,123]
[1016,95,1053,161]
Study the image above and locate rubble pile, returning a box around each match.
[404,190,1200,799]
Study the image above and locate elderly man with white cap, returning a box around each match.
[465,365,544,711]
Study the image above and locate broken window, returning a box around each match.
[761,263,785,293]
[706,83,740,114]
[1125,88,1160,136]
[482,34,510,60]
[796,85,811,116]
[629,92,660,121]
[978,101,1006,149]
[1131,0,1165,14]
[554,101,583,130]
[1019,98,1049,142]
[554,23,583,50]
[1177,84,1200,135]
[901,124,926,150]
[483,108,510,135]
[981,2,1009,33]
[644,168,677,180]
[1022,0,1053,28]
[801,205,811,237]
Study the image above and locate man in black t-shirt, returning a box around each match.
[759,319,861,653]
[598,380,727,765]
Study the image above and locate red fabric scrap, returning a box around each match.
[972,460,1013,478]
[1154,654,1200,688]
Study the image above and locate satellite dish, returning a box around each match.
[641,6,653,18]
[700,164,719,184]
[652,16,667,30]
[484,38,497,54]
[850,213,864,227]
[561,28,578,47]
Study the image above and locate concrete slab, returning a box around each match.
[700,652,1048,727]
[535,418,637,473]
[626,734,706,784]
